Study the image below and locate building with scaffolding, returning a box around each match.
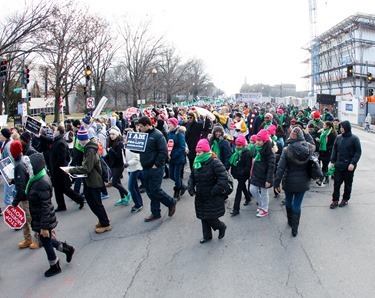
[304,13,375,124]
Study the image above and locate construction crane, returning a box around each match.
[308,0,319,96]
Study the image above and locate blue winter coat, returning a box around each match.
[167,126,187,165]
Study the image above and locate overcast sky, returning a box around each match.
[5,0,375,95]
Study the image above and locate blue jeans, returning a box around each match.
[4,183,15,206]
[143,167,175,217]
[284,191,305,213]
[40,232,61,262]
[128,170,143,208]
[169,163,184,189]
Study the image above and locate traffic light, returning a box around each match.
[368,72,373,84]
[369,89,374,96]
[23,67,30,88]
[0,58,7,77]
[347,65,353,77]
[85,65,91,80]
[27,91,31,101]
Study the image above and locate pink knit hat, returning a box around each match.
[235,135,247,146]
[277,108,284,115]
[267,124,276,136]
[167,117,178,127]
[264,113,273,119]
[250,135,257,143]
[256,129,270,142]
[195,139,211,152]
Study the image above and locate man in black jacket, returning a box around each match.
[136,116,177,222]
[329,120,361,209]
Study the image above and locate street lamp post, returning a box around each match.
[152,67,157,107]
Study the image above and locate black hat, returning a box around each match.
[20,131,31,143]
[1,128,11,139]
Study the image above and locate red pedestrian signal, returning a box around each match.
[23,68,30,87]
[0,58,7,77]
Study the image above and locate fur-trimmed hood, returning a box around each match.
[285,141,315,165]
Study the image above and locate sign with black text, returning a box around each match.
[125,132,148,152]
[0,157,14,186]
[25,116,42,135]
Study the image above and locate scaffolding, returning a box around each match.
[303,13,375,97]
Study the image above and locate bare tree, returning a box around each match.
[36,1,99,122]
[0,0,54,114]
[82,18,119,107]
[118,19,164,107]
[185,58,211,99]
[157,47,194,104]
[106,65,131,110]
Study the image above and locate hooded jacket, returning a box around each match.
[69,139,104,188]
[26,153,57,233]
[274,134,315,192]
[331,120,361,170]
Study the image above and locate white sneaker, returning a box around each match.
[256,209,269,218]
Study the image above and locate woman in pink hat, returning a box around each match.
[188,139,228,244]
[229,135,252,216]
[249,129,276,218]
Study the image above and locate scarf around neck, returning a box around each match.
[319,128,331,151]
[211,139,221,159]
[229,147,246,167]
[193,152,212,169]
[254,145,263,162]
[25,168,47,195]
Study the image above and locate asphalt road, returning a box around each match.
[1,126,375,298]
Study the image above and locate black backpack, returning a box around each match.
[307,154,324,180]
[100,156,111,183]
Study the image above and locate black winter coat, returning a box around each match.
[12,155,29,206]
[318,131,336,162]
[274,140,315,192]
[50,134,71,188]
[330,122,361,170]
[27,153,57,233]
[230,148,252,180]
[185,120,209,160]
[188,157,227,220]
[250,143,276,187]
[105,138,125,169]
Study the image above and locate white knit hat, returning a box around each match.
[109,126,121,137]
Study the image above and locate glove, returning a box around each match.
[12,202,18,207]
[235,129,240,132]
[124,163,129,168]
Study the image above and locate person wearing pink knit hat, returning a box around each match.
[229,135,252,216]
[167,117,187,200]
[249,129,276,218]
[188,138,227,244]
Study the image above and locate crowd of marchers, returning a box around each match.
[0,103,362,278]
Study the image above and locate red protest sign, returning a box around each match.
[167,139,174,157]
[3,205,26,229]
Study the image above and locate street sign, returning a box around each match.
[86,97,95,109]
[3,205,26,229]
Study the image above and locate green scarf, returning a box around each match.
[211,139,221,160]
[193,152,212,169]
[254,145,263,162]
[264,122,271,129]
[229,147,246,167]
[319,128,331,151]
[279,114,285,125]
[25,168,47,195]
[271,135,277,142]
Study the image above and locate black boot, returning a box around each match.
[62,242,75,263]
[291,212,301,237]
[173,187,181,200]
[44,260,61,277]
[285,207,293,227]
[180,184,187,197]
[324,176,330,185]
